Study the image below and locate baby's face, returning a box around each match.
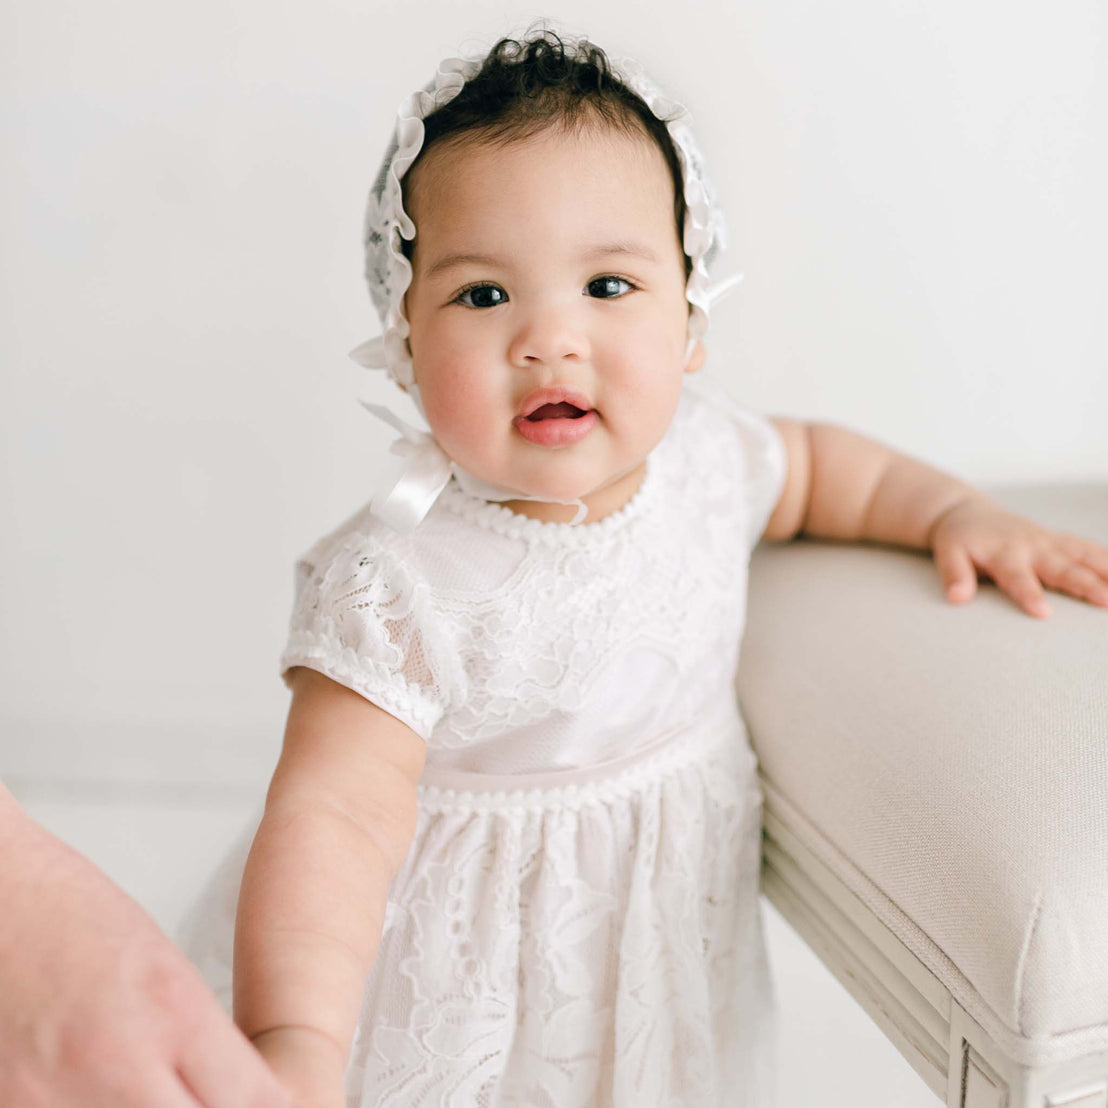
[403,122,701,523]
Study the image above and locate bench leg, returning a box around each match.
[947,1001,1108,1108]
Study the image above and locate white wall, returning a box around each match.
[3,0,1106,755]
[3,7,1101,1104]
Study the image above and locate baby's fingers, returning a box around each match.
[1075,538,1108,582]
[933,543,977,604]
[1036,553,1108,608]
[985,556,1052,618]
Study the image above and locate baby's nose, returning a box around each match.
[507,307,589,366]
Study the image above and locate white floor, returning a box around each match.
[10,775,938,1107]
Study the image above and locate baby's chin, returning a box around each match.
[465,472,597,504]
[514,462,648,513]
[446,449,601,501]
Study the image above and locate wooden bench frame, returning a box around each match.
[759,777,1108,1108]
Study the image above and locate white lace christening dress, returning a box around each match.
[180,373,787,1108]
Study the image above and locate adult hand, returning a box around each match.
[250,1026,348,1108]
[0,786,292,1108]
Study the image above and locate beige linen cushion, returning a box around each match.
[738,484,1108,1068]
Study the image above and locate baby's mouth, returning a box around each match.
[524,402,592,421]
[513,399,599,446]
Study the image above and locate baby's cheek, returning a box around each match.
[423,373,509,460]
[627,377,685,455]
[612,351,683,412]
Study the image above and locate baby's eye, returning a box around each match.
[586,276,634,299]
[455,284,508,309]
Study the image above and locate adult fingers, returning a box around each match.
[41,1068,205,1108]
[176,1008,292,1108]
[933,543,977,603]
[104,1072,204,1108]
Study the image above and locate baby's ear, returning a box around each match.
[684,339,707,375]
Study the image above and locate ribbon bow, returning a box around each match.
[357,400,454,534]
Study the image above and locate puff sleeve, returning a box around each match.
[687,372,788,549]
[277,532,458,741]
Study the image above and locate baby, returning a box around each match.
[182,29,1108,1108]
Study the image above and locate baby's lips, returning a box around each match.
[526,402,589,421]
[517,385,595,420]
[513,407,599,446]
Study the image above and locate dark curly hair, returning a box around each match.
[400,29,690,279]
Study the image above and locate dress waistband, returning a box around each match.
[417,703,747,814]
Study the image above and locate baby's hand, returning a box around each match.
[928,494,1108,618]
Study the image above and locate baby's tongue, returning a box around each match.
[528,402,584,420]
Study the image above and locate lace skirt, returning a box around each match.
[179,713,778,1108]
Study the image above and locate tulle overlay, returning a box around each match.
[181,711,777,1108]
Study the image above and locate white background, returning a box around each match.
[3,2,1106,1104]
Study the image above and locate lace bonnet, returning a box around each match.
[349,35,741,532]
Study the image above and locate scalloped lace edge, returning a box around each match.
[280,631,441,740]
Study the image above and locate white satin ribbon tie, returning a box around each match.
[357,401,454,534]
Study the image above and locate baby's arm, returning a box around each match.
[235,665,426,1106]
[764,420,1108,618]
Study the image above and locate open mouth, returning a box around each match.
[514,402,599,446]
[524,402,591,421]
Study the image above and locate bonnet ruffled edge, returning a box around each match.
[352,46,730,387]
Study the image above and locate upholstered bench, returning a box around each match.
[737,484,1108,1108]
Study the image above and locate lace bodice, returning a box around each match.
[278,372,786,776]
[183,373,789,1107]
